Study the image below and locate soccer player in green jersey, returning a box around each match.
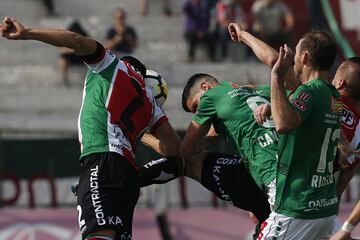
[180,73,279,208]
[258,31,340,239]
[229,23,359,239]
[0,17,182,240]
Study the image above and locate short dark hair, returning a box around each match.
[300,30,337,71]
[120,56,146,78]
[182,73,218,112]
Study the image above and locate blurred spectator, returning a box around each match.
[105,8,138,55]
[140,0,173,16]
[183,0,216,62]
[215,0,247,60]
[306,0,328,30]
[58,20,88,86]
[41,0,57,17]
[251,0,294,49]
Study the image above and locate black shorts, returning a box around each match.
[77,152,140,240]
[201,152,271,223]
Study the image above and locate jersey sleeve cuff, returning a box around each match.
[79,41,106,64]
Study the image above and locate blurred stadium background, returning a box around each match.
[0,0,359,239]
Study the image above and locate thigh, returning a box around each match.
[77,152,140,239]
[200,152,270,222]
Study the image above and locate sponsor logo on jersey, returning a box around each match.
[330,97,343,114]
[292,100,306,111]
[306,196,338,211]
[342,107,355,129]
[298,92,310,101]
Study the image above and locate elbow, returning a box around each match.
[69,32,85,49]
[275,125,290,134]
[274,114,301,133]
[275,121,297,134]
[70,33,95,55]
[268,55,278,67]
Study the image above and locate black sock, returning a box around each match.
[139,157,183,187]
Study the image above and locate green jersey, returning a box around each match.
[78,44,168,168]
[192,81,278,189]
[275,79,342,219]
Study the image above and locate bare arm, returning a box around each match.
[228,23,299,89]
[347,201,360,228]
[151,121,181,157]
[336,168,354,199]
[228,23,277,67]
[331,200,360,240]
[141,133,162,155]
[180,120,211,159]
[1,17,97,56]
[271,45,301,133]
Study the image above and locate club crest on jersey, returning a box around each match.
[330,97,342,114]
[292,100,306,111]
[297,92,310,101]
[342,107,355,129]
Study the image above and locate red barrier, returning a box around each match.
[2,172,20,205]
[28,172,57,208]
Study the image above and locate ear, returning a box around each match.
[301,51,309,66]
[200,82,211,92]
[336,78,347,90]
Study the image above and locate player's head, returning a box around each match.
[182,73,219,113]
[332,56,360,101]
[113,7,126,24]
[293,30,337,82]
[121,56,147,78]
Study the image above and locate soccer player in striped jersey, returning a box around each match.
[0,17,182,240]
[332,57,360,198]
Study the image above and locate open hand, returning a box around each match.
[228,23,244,43]
[271,44,295,82]
[0,17,26,40]
[254,103,272,126]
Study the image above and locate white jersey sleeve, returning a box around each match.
[146,88,168,134]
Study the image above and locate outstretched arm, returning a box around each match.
[228,23,278,67]
[228,23,299,89]
[180,121,211,159]
[1,17,97,56]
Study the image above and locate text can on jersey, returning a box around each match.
[145,69,168,106]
